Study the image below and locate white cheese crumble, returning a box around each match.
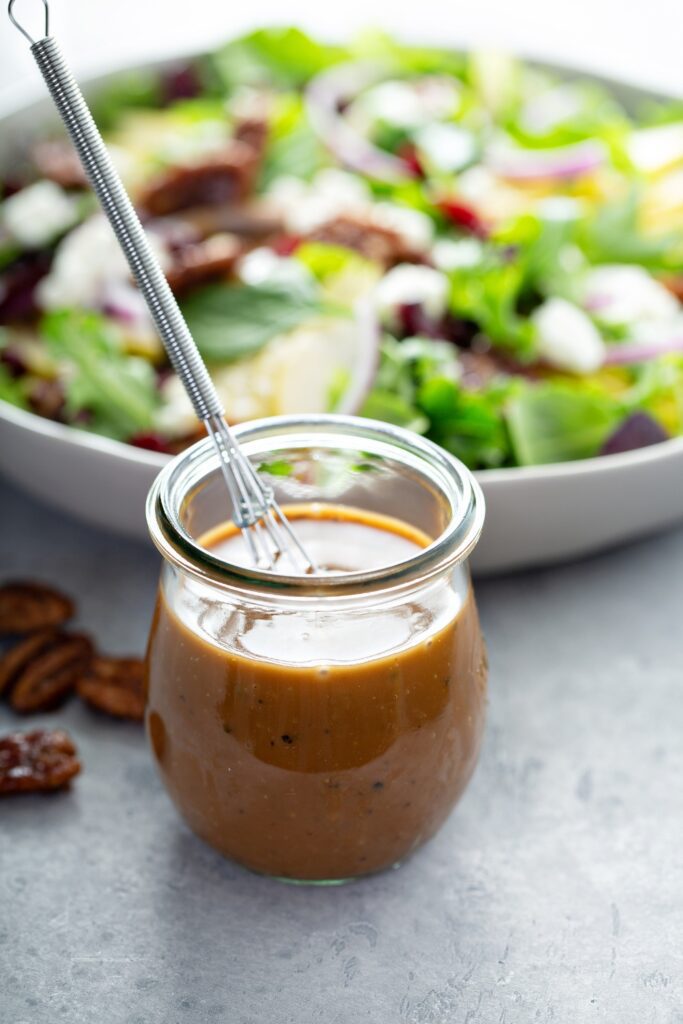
[374,264,449,328]
[532,297,605,374]
[414,123,476,173]
[431,238,483,271]
[38,214,170,311]
[350,77,461,131]
[581,265,679,327]
[2,181,80,249]
[628,123,683,175]
[237,247,314,292]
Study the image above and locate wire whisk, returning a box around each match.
[7,0,315,573]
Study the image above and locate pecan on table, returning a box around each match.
[166,233,241,294]
[0,728,80,794]
[0,581,75,635]
[10,633,93,713]
[77,656,146,721]
[0,627,57,696]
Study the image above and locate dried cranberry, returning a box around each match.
[397,303,442,339]
[442,314,479,348]
[161,64,203,104]
[272,235,301,257]
[0,347,28,378]
[0,252,52,324]
[439,200,488,239]
[398,143,424,179]
[600,413,669,457]
[130,433,172,454]
[1,178,24,200]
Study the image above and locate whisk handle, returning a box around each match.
[24,32,224,422]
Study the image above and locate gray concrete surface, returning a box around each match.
[1,480,682,1024]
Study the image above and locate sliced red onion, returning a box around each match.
[335,296,381,415]
[603,336,683,364]
[486,139,606,182]
[306,63,412,184]
[100,280,153,329]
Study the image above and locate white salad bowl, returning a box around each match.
[1,56,682,574]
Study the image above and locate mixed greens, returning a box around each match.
[1,27,682,467]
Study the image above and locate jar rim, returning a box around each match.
[146,414,485,595]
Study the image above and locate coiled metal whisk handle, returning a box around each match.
[8,0,222,423]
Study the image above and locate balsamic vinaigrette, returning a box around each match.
[145,504,487,881]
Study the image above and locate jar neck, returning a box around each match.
[147,415,485,599]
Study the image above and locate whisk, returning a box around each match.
[7,0,315,573]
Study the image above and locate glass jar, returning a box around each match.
[145,415,487,882]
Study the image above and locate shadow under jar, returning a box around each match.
[145,415,488,883]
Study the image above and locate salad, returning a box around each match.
[1,27,682,468]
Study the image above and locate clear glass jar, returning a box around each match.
[145,415,487,882]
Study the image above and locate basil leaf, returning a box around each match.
[180,282,323,363]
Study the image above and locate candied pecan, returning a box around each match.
[32,140,88,189]
[10,633,92,713]
[233,117,268,158]
[166,233,240,293]
[0,581,74,635]
[0,627,57,695]
[307,214,422,268]
[27,378,66,420]
[77,656,145,721]
[0,729,80,794]
[172,201,283,241]
[660,274,683,302]
[139,143,261,217]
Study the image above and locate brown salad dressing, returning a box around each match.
[145,504,487,880]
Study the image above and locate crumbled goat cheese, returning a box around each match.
[2,181,80,249]
[38,214,170,310]
[532,297,605,374]
[374,264,449,328]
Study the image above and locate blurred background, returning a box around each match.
[1,0,681,104]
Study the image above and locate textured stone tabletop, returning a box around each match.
[1,480,682,1024]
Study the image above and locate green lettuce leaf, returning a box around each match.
[506,381,623,464]
[448,254,537,358]
[578,189,683,271]
[259,94,327,188]
[180,281,324,363]
[90,71,163,131]
[208,28,347,92]
[41,309,159,439]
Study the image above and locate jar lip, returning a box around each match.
[146,414,485,595]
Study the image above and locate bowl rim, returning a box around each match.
[0,47,679,485]
[4,396,683,484]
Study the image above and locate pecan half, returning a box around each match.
[233,116,268,158]
[0,627,57,695]
[77,657,145,721]
[0,581,75,635]
[166,233,241,294]
[32,140,88,189]
[10,633,93,713]
[307,213,422,268]
[660,274,683,302]
[139,142,261,217]
[0,729,80,794]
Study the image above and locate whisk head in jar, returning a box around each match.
[206,414,315,573]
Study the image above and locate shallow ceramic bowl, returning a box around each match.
[1,57,682,574]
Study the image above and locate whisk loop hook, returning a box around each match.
[8,0,49,45]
